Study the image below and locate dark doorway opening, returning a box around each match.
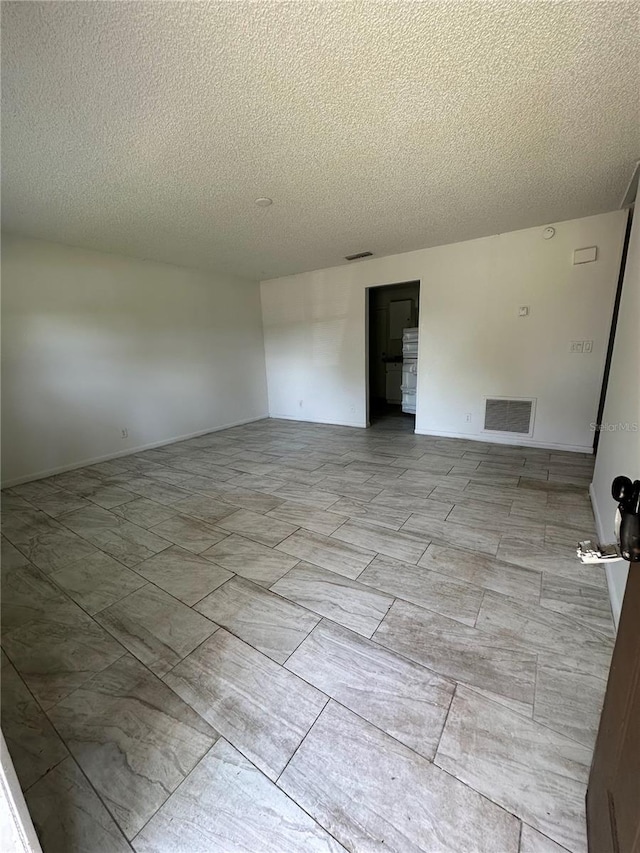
[366,281,420,431]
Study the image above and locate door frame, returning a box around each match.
[365,280,421,430]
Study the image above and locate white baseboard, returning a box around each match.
[268,413,366,429]
[413,427,592,454]
[1,415,269,488]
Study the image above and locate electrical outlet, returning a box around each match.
[518,306,530,317]
[121,428,128,439]
[569,341,584,353]
[465,413,472,423]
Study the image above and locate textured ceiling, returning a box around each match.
[2,1,639,281]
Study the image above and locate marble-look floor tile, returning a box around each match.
[272,563,393,637]
[1,651,68,790]
[2,500,58,539]
[60,505,171,567]
[25,757,132,853]
[0,427,615,853]
[398,469,459,492]
[510,502,594,531]
[195,576,319,663]
[203,533,299,586]
[227,472,290,493]
[476,591,613,678]
[359,554,483,625]
[326,496,410,530]
[518,476,588,496]
[9,478,65,502]
[313,463,374,482]
[2,606,124,709]
[25,488,91,518]
[49,655,217,839]
[417,543,542,602]
[534,656,607,750]
[371,489,448,516]
[266,502,348,536]
[331,519,430,564]
[271,483,340,509]
[1,561,79,636]
[545,522,595,549]
[497,536,608,589]
[148,513,228,553]
[431,481,512,508]
[203,483,286,513]
[135,545,233,605]
[401,514,502,556]
[179,474,235,495]
[110,497,177,529]
[520,824,573,853]
[468,472,521,487]
[142,467,193,486]
[217,508,298,547]
[95,585,217,676]
[50,551,147,614]
[435,686,591,853]
[133,738,346,853]
[540,575,614,636]
[278,700,520,853]
[262,464,330,486]
[394,453,457,475]
[165,630,326,780]
[85,522,171,568]
[314,476,383,502]
[373,599,536,712]
[14,525,98,574]
[59,504,127,535]
[446,503,545,543]
[167,493,237,525]
[276,528,375,580]
[1,535,30,569]
[118,476,193,506]
[286,620,454,759]
[83,484,138,509]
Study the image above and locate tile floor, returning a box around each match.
[1,418,614,853]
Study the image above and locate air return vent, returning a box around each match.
[484,397,535,436]
[345,251,373,261]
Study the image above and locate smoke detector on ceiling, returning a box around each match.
[344,251,373,261]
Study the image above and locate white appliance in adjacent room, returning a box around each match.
[402,328,418,414]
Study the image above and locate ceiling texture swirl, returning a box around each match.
[2,1,639,280]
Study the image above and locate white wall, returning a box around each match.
[1,235,268,484]
[261,211,627,450]
[590,210,640,627]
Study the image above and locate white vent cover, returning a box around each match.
[484,397,535,436]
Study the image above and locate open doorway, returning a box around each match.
[366,281,420,431]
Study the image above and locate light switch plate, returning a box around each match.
[518,306,530,317]
[569,341,584,353]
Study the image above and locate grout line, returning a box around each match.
[274,695,331,786]
[433,680,458,761]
